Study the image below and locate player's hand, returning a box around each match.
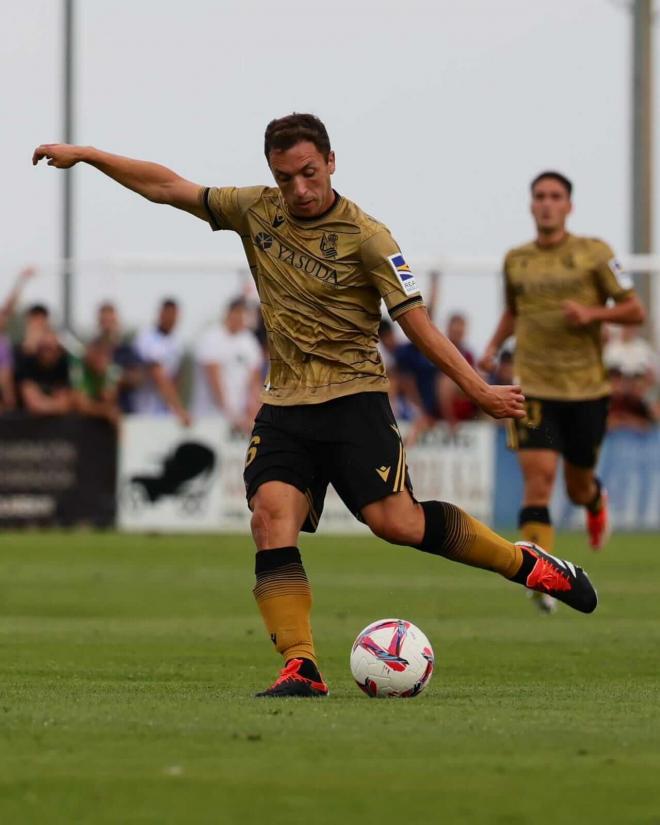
[478,384,525,419]
[562,300,594,327]
[32,143,83,169]
[19,266,37,281]
[477,345,498,374]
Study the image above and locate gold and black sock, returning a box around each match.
[585,477,604,515]
[253,547,318,668]
[519,505,555,553]
[414,500,523,580]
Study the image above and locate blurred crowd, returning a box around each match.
[1,267,658,435]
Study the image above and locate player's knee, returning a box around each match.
[366,509,424,546]
[526,469,554,500]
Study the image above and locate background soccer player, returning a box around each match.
[480,172,645,609]
[33,121,598,697]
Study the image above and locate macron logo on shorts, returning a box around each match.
[387,253,419,296]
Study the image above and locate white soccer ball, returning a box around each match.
[349,618,434,698]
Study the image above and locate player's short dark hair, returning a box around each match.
[26,303,49,318]
[264,113,331,161]
[531,171,573,197]
[160,298,178,310]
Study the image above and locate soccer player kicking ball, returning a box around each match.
[34,117,598,698]
[480,171,644,612]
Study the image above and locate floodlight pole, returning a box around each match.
[631,0,654,337]
[62,0,75,331]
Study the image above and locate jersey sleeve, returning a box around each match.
[592,240,635,302]
[202,186,267,233]
[360,229,424,321]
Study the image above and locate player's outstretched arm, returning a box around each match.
[478,308,515,373]
[32,144,207,220]
[398,307,525,420]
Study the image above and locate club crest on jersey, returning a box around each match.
[320,232,338,259]
[608,257,633,290]
[387,252,418,295]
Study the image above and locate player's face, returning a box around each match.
[531,179,572,234]
[268,141,336,218]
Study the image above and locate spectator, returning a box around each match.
[607,367,656,431]
[191,297,263,432]
[70,339,121,426]
[15,330,73,415]
[487,348,515,386]
[0,335,13,412]
[96,301,143,413]
[16,303,51,362]
[133,298,189,425]
[604,324,656,394]
[378,320,415,421]
[0,269,36,410]
[437,312,479,426]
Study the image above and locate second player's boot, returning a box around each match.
[515,541,598,614]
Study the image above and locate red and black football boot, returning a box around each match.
[255,658,329,698]
[516,541,598,614]
[587,488,611,551]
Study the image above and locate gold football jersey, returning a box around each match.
[504,233,635,400]
[203,186,424,405]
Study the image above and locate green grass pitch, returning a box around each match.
[1,531,659,824]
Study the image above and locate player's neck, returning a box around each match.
[535,228,569,248]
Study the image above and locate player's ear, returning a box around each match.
[327,150,336,174]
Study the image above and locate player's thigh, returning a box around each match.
[244,407,327,537]
[328,393,414,523]
[361,489,425,545]
[518,449,559,504]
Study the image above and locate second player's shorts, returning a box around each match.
[506,396,609,468]
[243,392,413,533]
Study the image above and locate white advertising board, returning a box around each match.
[118,417,495,533]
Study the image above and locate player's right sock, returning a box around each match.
[253,546,318,664]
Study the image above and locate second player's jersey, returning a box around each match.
[504,233,634,400]
[202,185,424,405]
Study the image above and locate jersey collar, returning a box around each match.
[282,190,341,224]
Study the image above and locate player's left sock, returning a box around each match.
[414,500,523,578]
[519,505,555,552]
[253,546,317,666]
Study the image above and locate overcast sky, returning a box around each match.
[2,0,658,345]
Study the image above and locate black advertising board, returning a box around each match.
[0,414,117,527]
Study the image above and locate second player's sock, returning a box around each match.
[414,500,523,579]
[253,547,317,666]
[585,477,604,515]
[519,505,555,552]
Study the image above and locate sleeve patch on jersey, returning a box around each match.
[387,253,419,295]
[608,257,633,290]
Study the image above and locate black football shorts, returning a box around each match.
[243,392,413,532]
[506,396,609,469]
